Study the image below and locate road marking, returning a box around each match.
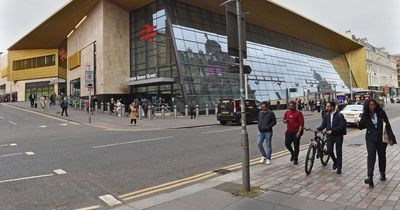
[92,136,174,149]
[9,143,17,146]
[25,152,35,156]
[75,205,100,210]
[8,121,16,125]
[53,169,67,175]
[0,143,17,147]
[99,194,122,206]
[59,123,68,126]
[39,125,47,128]
[0,116,4,119]
[0,174,54,184]
[0,152,23,158]
[202,128,241,134]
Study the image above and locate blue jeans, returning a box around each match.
[257,132,272,160]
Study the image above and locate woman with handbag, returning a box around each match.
[358,99,396,187]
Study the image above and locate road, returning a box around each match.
[1,103,400,209]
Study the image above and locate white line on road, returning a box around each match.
[92,136,174,149]
[0,116,4,119]
[53,169,67,175]
[99,194,122,206]
[8,121,16,125]
[59,123,68,126]
[9,143,17,146]
[0,143,17,147]
[202,128,241,134]
[38,125,47,128]
[0,152,23,158]
[25,152,35,156]
[0,174,54,184]
[75,205,100,210]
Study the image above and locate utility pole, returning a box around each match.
[236,0,250,192]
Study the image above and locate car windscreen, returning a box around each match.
[343,105,363,112]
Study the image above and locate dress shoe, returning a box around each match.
[293,159,298,165]
[380,173,386,181]
[290,154,294,161]
[336,170,342,174]
[364,176,374,187]
[332,163,337,170]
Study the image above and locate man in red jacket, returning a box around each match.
[283,101,304,165]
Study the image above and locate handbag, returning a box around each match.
[383,122,389,144]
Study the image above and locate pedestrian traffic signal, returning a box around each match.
[228,63,252,74]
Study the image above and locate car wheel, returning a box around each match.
[220,121,227,125]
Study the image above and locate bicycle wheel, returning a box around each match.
[305,144,316,175]
[320,140,330,166]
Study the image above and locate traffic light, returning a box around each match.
[225,1,247,58]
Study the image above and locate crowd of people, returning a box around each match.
[257,98,396,188]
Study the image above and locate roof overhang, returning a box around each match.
[9,0,363,55]
[122,77,176,86]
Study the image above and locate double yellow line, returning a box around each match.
[119,144,309,201]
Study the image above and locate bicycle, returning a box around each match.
[304,128,330,175]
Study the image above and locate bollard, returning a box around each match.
[148,105,152,120]
[185,105,188,118]
[215,106,218,116]
[79,99,82,110]
[138,105,142,120]
[74,100,77,109]
[121,104,125,117]
[95,102,98,113]
[174,105,177,119]
[195,105,199,118]
[161,105,165,120]
[101,102,104,114]
[206,104,209,116]
[107,102,110,115]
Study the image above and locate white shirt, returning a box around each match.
[330,112,335,127]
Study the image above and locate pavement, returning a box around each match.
[110,113,400,210]
[5,102,316,131]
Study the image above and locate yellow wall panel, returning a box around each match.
[1,67,7,78]
[345,47,368,90]
[7,49,64,81]
[11,66,59,81]
[67,51,81,70]
[58,66,67,79]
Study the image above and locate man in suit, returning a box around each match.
[317,101,347,174]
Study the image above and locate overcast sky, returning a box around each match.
[0,0,399,54]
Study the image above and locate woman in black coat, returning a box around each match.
[358,99,396,187]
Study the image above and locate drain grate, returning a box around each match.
[213,169,232,175]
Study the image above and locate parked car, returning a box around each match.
[216,99,261,125]
[340,104,364,126]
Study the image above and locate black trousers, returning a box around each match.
[366,140,387,177]
[285,131,300,161]
[130,119,137,124]
[61,108,68,116]
[327,136,343,170]
[190,108,196,119]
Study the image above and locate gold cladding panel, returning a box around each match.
[1,67,7,78]
[345,47,368,89]
[68,51,81,70]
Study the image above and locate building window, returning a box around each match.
[13,54,56,70]
[70,78,81,97]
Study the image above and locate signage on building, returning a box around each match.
[129,73,157,82]
[138,24,157,42]
[85,70,94,87]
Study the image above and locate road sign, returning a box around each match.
[85,71,94,88]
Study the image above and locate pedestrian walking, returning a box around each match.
[316,100,321,112]
[39,94,46,111]
[29,92,35,108]
[283,101,304,165]
[116,99,122,117]
[316,101,347,175]
[257,101,277,165]
[129,102,137,126]
[60,97,69,117]
[190,99,196,119]
[358,99,396,187]
[50,93,56,109]
[309,100,315,112]
[110,98,115,114]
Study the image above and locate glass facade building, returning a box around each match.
[129,0,350,110]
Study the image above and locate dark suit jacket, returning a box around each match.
[317,112,347,137]
[358,109,396,144]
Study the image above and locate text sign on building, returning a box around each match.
[85,70,94,88]
[129,73,157,82]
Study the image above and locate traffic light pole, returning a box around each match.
[236,0,250,192]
